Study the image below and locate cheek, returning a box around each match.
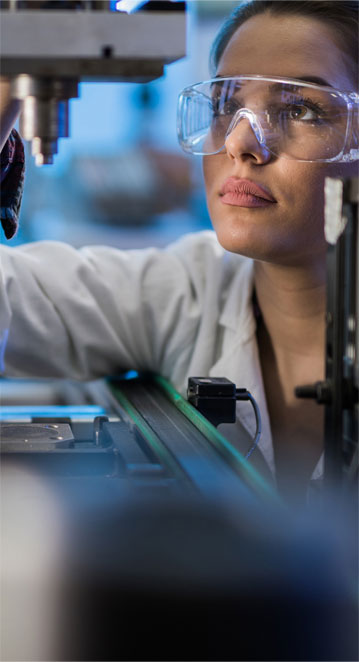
[274,164,327,250]
[285,164,325,213]
[202,155,216,198]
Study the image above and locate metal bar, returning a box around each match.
[119,381,257,502]
[0,12,186,61]
[343,196,358,475]
[109,383,196,491]
[324,177,359,490]
[324,239,345,488]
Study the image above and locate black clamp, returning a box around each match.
[187,377,261,460]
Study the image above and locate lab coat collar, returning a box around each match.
[218,256,256,340]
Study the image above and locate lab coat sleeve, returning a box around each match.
[0,232,220,380]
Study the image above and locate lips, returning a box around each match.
[220,177,277,207]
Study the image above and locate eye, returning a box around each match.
[287,104,318,121]
[279,95,328,124]
[212,96,240,116]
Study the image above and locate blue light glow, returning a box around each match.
[115,0,147,13]
[123,370,139,380]
[0,405,106,421]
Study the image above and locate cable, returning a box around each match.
[236,389,262,459]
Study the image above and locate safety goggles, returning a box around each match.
[177,75,359,162]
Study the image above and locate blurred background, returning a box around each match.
[12,1,241,249]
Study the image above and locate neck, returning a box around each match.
[253,259,327,355]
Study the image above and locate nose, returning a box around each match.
[224,108,272,164]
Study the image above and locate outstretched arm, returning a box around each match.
[0,236,208,384]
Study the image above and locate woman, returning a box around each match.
[0,0,358,499]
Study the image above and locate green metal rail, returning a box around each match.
[110,374,281,505]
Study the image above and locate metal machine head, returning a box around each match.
[0,0,186,164]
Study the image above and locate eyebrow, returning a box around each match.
[297,76,333,87]
[216,74,333,88]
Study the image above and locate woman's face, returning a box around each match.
[203,12,357,266]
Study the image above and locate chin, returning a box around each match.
[213,220,273,260]
[213,225,305,266]
[211,202,281,252]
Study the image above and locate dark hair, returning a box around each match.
[210,0,359,84]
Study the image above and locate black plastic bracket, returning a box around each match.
[187,377,237,427]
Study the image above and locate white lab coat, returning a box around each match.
[0,230,323,485]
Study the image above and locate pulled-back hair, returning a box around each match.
[210,1,359,85]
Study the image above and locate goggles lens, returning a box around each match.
[177,77,358,161]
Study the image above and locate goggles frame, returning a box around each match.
[177,75,359,162]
